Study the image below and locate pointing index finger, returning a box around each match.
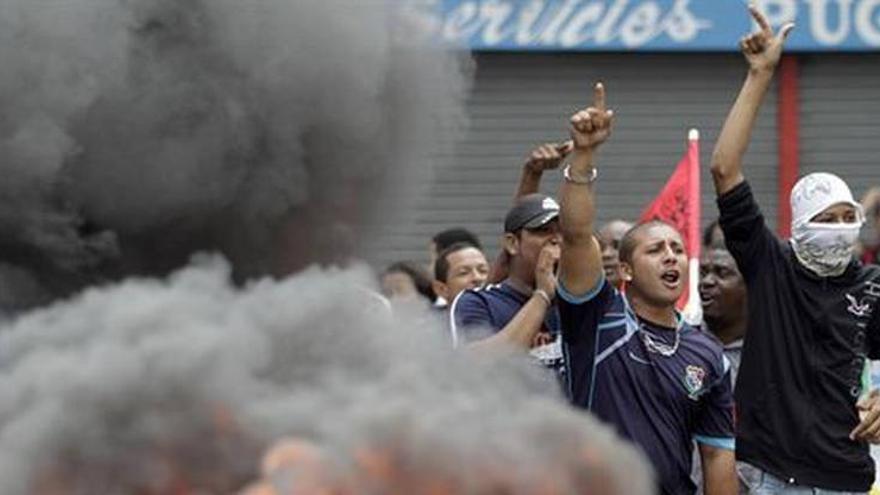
[749,4,773,36]
[593,82,606,112]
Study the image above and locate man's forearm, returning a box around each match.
[468,295,548,352]
[712,4,793,194]
[560,149,596,244]
[559,83,611,296]
[701,447,737,495]
[711,68,774,196]
[515,166,543,201]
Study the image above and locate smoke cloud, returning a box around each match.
[0,258,653,494]
[0,3,655,494]
[0,0,469,311]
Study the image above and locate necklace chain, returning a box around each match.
[639,324,681,357]
[624,297,682,357]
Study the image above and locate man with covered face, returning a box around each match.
[711,5,880,493]
[557,83,737,494]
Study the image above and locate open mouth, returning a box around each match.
[700,291,715,307]
[660,269,681,289]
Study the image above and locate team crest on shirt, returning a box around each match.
[683,365,706,401]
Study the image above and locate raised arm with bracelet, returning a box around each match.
[558,82,612,297]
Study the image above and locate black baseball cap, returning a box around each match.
[504,194,560,233]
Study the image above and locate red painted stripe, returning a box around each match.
[777,55,799,238]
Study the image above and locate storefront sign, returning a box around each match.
[436,0,880,51]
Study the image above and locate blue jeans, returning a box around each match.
[741,463,867,494]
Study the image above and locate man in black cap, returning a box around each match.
[450,194,562,370]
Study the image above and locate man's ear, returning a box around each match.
[502,233,519,257]
[432,279,449,302]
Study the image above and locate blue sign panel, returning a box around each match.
[435,0,880,51]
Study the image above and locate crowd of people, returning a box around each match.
[378,6,880,495]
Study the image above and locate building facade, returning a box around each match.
[375,0,880,266]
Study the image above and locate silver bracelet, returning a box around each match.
[533,288,553,306]
[563,164,598,184]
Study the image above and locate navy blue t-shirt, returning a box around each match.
[449,280,563,371]
[559,279,735,495]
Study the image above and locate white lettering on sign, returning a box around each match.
[442,0,712,48]
[481,1,517,43]
[595,0,627,42]
[805,0,854,45]
[558,3,603,46]
[663,0,708,41]
[443,3,480,40]
[514,1,545,44]
[856,0,880,44]
[620,2,662,47]
[754,0,799,27]
[755,0,880,46]
[441,0,880,49]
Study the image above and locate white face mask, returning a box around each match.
[789,173,864,277]
[791,222,862,277]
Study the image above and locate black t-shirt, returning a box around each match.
[718,181,880,491]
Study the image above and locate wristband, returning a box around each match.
[533,289,553,306]
[563,164,598,185]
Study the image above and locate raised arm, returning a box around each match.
[487,141,572,284]
[711,5,794,196]
[558,83,613,296]
[515,141,573,200]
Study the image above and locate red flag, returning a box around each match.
[639,129,701,315]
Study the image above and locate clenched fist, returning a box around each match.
[525,141,573,174]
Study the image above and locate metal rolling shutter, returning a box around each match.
[373,52,780,268]
[799,54,880,204]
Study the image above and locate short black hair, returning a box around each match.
[702,220,725,249]
[434,242,478,282]
[618,219,679,265]
[383,261,435,302]
[432,228,482,253]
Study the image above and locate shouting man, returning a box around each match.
[557,82,737,495]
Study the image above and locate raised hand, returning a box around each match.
[741,4,795,73]
[569,82,614,152]
[524,141,573,174]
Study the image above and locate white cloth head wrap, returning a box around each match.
[789,173,864,277]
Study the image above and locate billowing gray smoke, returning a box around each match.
[0,259,653,494]
[0,2,655,493]
[0,0,469,312]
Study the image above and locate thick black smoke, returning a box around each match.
[0,0,469,312]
